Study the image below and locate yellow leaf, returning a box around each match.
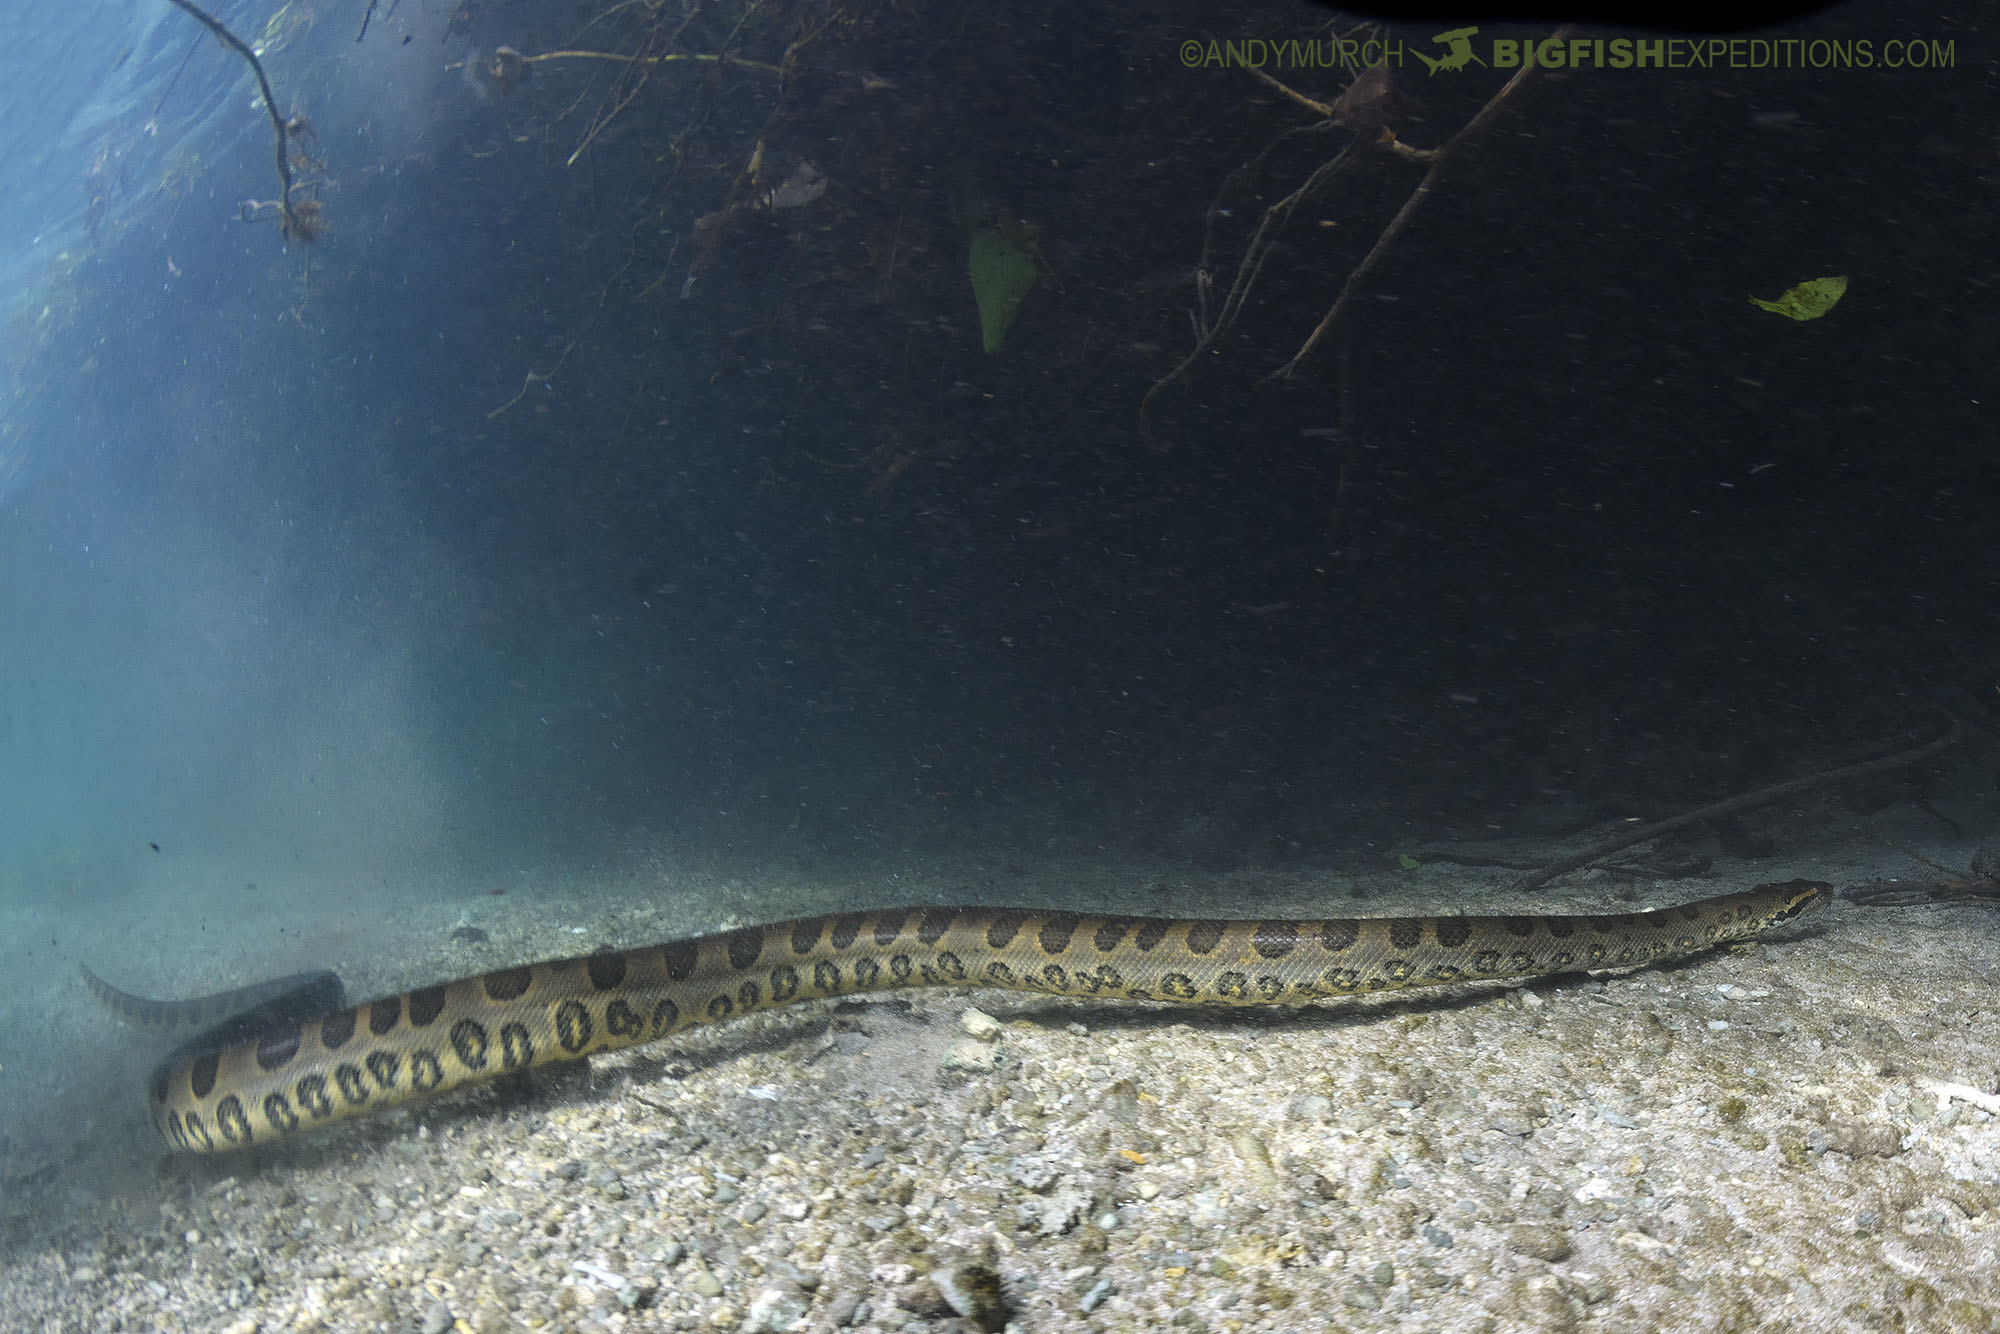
[1748,275,1847,321]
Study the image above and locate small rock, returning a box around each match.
[418,1301,454,1334]
[1293,1094,1333,1122]
[1035,1187,1088,1236]
[1007,1155,1058,1191]
[942,1038,999,1073]
[1135,1180,1161,1201]
[1079,1277,1115,1312]
[960,1008,1002,1040]
[1509,1224,1573,1262]
[1824,1123,1901,1159]
[897,1280,954,1318]
[690,1270,725,1298]
[1231,1131,1279,1188]
[769,1258,819,1291]
[746,1286,809,1332]
[822,1291,864,1326]
[932,1262,1008,1332]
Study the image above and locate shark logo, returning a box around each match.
[1415,26,1485,74]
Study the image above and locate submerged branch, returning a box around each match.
[1514,717,1967,891]
[1262,33,1567,382]
[162,0,322,241]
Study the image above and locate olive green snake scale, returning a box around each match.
[86,880,1830,1155]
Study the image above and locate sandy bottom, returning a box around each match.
[1,789,1997,1333]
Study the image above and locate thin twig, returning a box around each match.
[1513,717,1967,891]
[1140,140,1361,423]
[524,47,782,76]
[1263,28,1571,381]
[1246,66,1334,118]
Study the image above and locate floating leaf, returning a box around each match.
[1748,275,1847,321]
[968,226,1039,353]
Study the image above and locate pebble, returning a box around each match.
[746,1285,810,1331]
[960,1008,1002,1040]
[896,1279,953,1318]
[1508,1224,1573,1262]
[1035,1188,1088,1236]
[1079,1276,1116,1312]
[1293,1093,1333,1122]
[690,1270,725,1298]
[932,1262,1008,1331]
[942,1038,1000,1072]
[1230,1131,1279,1188]
[1008,1156,1058,1191]
[769,1258,819,1290]
[418,1300,454,1334]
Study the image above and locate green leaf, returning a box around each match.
[969,226,1039,353]
[1396,853,1421,870]
[1748,275,1848,321]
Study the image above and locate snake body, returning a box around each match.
[121,881,1829,1154]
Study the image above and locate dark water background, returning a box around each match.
[1,0,1993,912]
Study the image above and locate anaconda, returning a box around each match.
[100,880,1829,1155]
